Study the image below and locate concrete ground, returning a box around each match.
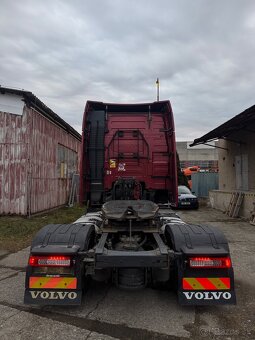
[0,206,254,340]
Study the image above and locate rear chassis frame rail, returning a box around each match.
[94,232,172,268]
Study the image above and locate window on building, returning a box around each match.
[57,144,78,178]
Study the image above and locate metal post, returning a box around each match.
[156,78,159,101]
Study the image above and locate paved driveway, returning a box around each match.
[0,207,254,339]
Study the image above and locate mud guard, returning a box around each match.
[24,223,95,305]
[30,223,95,252]
[165,223,236,305]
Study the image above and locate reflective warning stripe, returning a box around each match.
[29,277,77,289]
[183,278,230,290]
[207,278,230,290]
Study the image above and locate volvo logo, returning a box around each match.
[30,291,78,300]
[183,291,232,300]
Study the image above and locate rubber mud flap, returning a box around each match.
[165,223,236,305]
[165,223,230,255]
[24,224,95,306]
[177,266,236,305]
[24,289,82,305]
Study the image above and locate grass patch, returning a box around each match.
[0,205,85,252]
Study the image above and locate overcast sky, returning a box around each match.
[0,0,254,140]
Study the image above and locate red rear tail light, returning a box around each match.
[189,257,232,268]
[29,255,71,267]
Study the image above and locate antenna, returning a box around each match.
[156,78,159,101]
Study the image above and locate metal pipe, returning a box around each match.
[156,78,159,101]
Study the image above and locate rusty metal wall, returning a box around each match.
[0,109,28,214]
[27,107,81,215]
[0,106,81,215]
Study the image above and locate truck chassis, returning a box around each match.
[24,200,236,306]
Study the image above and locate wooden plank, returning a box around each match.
[232,193,244,217]
[227,192,238,217]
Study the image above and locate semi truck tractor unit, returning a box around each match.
[24,100,236,306]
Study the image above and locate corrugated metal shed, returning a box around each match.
[0,86,81,215]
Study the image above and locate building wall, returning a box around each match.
[26,107,81,215]
[0,97,81,215]
[209,122,255,219]
[209,190,255,219]
[0,108,28,214]
[176,141,218,169]
[218,124,255,191]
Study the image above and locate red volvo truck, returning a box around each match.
[24,100,236,306]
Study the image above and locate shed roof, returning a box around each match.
[190,104,255,147]
[0,86,81,141]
